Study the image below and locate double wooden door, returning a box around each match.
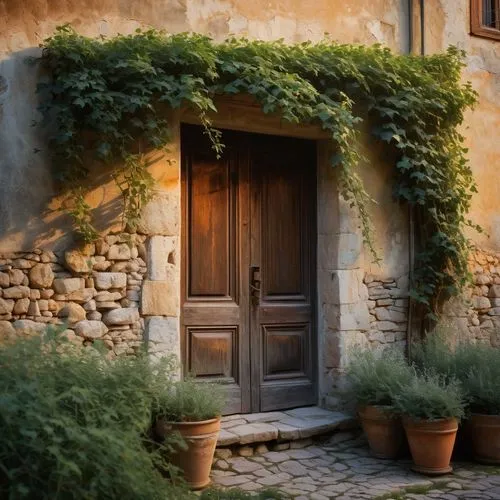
[181,124,317,414]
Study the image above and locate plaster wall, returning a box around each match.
[422,0,500,250]
[0,0,405,252]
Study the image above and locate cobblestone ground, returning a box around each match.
[211,431,500,499]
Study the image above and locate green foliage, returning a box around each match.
[410,327,458,379]
[113,153,156,231]
[37,26,478,310]
[345,348,413,408]
[465,355,500,415]
[410,328,500,414]
[0,331,190,500]
[392,369,465,421]
[155,377,225,422]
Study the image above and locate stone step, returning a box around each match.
[217,406,357,447]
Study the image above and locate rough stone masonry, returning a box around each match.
[0,232,179,358]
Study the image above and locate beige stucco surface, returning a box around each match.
[1,0,497,255]
[423,0,500,250]
[0,0,405,253]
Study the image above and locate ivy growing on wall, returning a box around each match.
[37,26,478,312]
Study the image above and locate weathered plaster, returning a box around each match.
[423,0,500,250]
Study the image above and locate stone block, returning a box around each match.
[8,269,25,286]
[95,291,122,302]
[74,320,108,339]
[334,303,371,331]
[66,288,94,303]
[28,263,54,288]
[472,296,491,310]
[375,320,398,331]
[145,316,180,359]
[3,286,30,299]
[103,307,140,326]
[0,272,9,287]
[337,232,363,269]
[58,303,87,325]
[93,272,127,290]
[53,278,84,294]
[137,191,179,236]
[27,301,41,317]
[489,285,500,298]
[107,244,132,261]
[334,269,366,305]
[141,280,178,316]
[147,235,177,280]
[13,298,30,314]
[374,307,406,322]
[217,429,239,446]
[0,298,14,314]
[65,249,95,273]
[230,423,278,444]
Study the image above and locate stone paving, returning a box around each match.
[218,407,355,447]
[211,430,500,499]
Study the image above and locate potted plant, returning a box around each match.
[154,378,225,490]
[393,370,465,475]
[346,348,412,459]
[459,345,500,464]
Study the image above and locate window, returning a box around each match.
[471,0,500,40]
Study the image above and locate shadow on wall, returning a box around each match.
[0,47,124,253]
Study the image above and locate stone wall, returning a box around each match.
[365,274,408,350]
[442,247,500,347]
[0,233,147,356]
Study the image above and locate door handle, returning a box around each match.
[250,266,261,305]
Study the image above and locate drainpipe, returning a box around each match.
[420,0,425,56]
[406,0,425,359]
[408,0,414,53]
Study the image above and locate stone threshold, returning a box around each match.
[217,406,357,447]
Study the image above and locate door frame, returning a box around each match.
[179,117,325,412]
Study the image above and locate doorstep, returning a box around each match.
[217,406,357,447]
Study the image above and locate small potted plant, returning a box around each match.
[393,370,465,475]
[346,348,412,459]
[460,345,500,464]
[154,378,225,490]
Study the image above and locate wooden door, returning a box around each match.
[181,125,316,414]
[249,135,317,412]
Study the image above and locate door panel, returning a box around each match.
[181,125,316,414]
[189,160,231,297]
[181,125,250,414]
[251,135,317,412]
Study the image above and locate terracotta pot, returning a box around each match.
[156,417,221,490]
[470,413,500,464]
[358,405,404,459]
[403,417,458,475]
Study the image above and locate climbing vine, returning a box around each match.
[37,26,478,312]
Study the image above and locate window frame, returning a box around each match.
[471,0,500,41]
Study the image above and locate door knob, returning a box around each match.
[250,266,261,304]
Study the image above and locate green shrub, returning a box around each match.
[0,331,190,500]
[411,329,500,415]
[457,345,500,415]
[392,370,465,421]
[155,377,225,422]
[345,348,413,409]
[410,329,457,379]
